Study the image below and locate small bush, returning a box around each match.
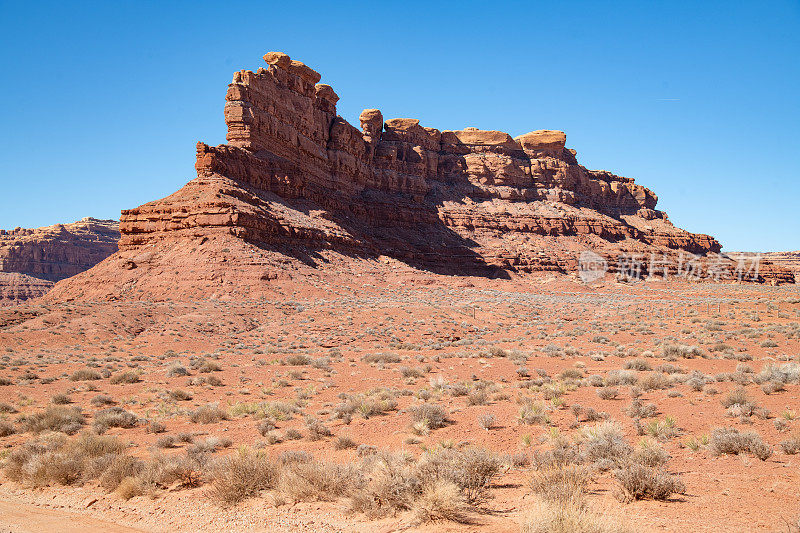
[709,427,772,460]
[409,404,449,430]
[614,463,684,501]
[110,371,141,384]
[189,404,229,424]
[522,499,631,533]
[414,480,471,523]
[210,450,278,506]
[94,407,139,431]
[597,388,618,400]
[20,406,84,434]
[70,368,101,381]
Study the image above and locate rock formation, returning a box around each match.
[0,218,119,304]
[47,53,793,301]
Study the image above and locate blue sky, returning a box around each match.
[0,1,797,251]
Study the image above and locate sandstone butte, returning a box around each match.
[0,218,119,305]
[46,52,794,302]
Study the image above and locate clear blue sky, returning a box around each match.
[1,1,798,251]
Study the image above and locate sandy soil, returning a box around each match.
[0,271,798,532]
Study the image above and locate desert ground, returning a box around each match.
[0,266,798,532]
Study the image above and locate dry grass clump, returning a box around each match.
[350,446,501,523]
[210,449,278,506]
[115,476,145,500]
[709,427,772,460]
[189,403,229,424]
[409,404,449,430]
[518,401,551,426]
[780,434,800,455]
[596,387,618,400]
[50,393,71,405]
[579,421,632,468]
[109,371,141,384]
[521,499,632,533]
[361,353,401,364]
[613,463,685,501]
[333,390,398,421]
[19,406,85,434]
[304,417,333,440]
[4,432,126,488]
[277,456,358,503]
[70,368,101,381]
[0,420,15,436]
[530,463,591,506]
[94,407,139,432]
[662,344,703,359]
[414,481,471,523]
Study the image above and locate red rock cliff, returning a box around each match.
[52,52,792,300]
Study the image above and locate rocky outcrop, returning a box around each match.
[761,252,800,275]
[49,53,793,300]
[0,218,119,303]
[0,273,53,304]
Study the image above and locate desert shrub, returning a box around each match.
[304,417,333,440]
[70,368,101,381]
[624,358,652,371]
[414,480,471,523]
[257,418,276,436]
[166,364,189,377]
[155,435,176,448]
[521,499,632,533]
[597,387,618,400]
[409,404,448,429]
[4,433,127,488]
[334,435,357,450]
[478,413,496,430]
[780,434,800,455]
[189,403,229,424]
[709,427,772,460]
[626,399,657,419]
[579,421,631,467]
[0,421,15,436]
[110,371,141,384]
[467,389,489,406]
[645,417,678,441]
[399,366,424,379]
[20,406,84,434]
[94,407,139,431]
[90,394,114,406]
[756,363,800,384]
[631,439,669,467]
[518,402,550,426]
[115,476,145,499]
[721,387,750,408]
[614,463,684,501]
[100,455,144,491]
[198,360,222,373]
[361,353,401,364]
[662,344,703,359]
[605,370,637,386]
[529,463,591,506]
[50,394,71,405]
[169,389,193,401]
[416,447,502,506]
[210,449,278,506]
[637,372,672,391]
[278,458,358,502]
[285,428,303,440]
[283,354,311,366]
